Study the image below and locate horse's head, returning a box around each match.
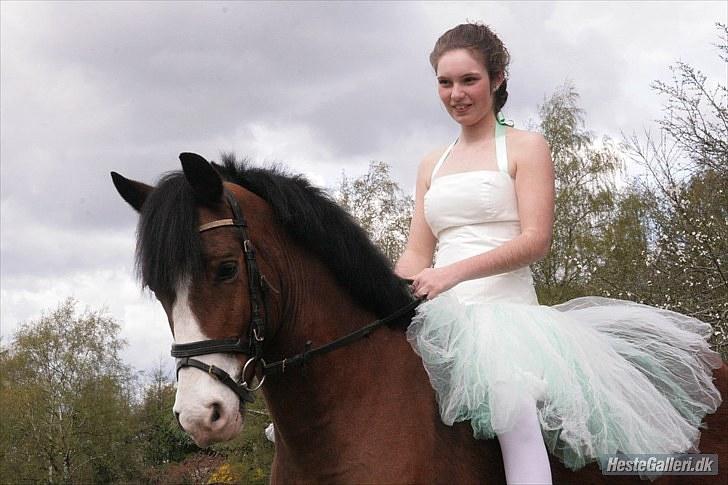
[113,152,416,450]
[111,153,281,447]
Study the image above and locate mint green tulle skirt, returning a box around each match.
[405,294,723,471]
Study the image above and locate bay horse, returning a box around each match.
[112,152,727,484]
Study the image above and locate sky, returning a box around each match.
[2,1,726,375]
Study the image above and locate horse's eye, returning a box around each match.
[216,261,238,281]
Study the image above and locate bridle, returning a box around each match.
[170,188,423,408]
[171,189,269,405]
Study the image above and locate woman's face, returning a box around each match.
[435,48,499,126]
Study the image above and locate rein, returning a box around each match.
[170,188,423,406]
[262,294,422,376]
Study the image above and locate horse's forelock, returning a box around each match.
[135,172,204,296]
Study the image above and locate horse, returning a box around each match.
[111,152,727,484]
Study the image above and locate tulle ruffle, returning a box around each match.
[406,294,723,471]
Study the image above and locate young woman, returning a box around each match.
[395,22,722,484]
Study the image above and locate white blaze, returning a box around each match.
[171,280,242,445]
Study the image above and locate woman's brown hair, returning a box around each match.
[430,22,511,115]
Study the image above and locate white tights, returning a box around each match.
[495,396,552,484]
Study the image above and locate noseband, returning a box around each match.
[170,188,423,408]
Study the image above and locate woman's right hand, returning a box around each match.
[409,265,460,300]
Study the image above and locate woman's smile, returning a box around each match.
[436,48,496,126]
[453,103,472,113]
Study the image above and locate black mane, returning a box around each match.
[136,154,413,324]
[215,154,414,321]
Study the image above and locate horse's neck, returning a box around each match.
[261,266,426,476]
[261,264,500,482]
[263,334,438,480]
[264,267,402,420]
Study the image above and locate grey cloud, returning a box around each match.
[2,2,440,235]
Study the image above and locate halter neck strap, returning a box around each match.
[430,112,511,181]
[495,120,509,174]
[430,139,457,181]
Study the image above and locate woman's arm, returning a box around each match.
[394,150,441,279]
[411,132,554,298]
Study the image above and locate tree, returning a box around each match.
[587,188,655,301]
[135,362,275,484]
[136,361,197,468]
[649,23,728,179]
[0,298,140,483]
[618,22,728,357]
[334,160,414,264]
[530,82,624,304]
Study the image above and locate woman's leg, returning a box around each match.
[496,396,552,484]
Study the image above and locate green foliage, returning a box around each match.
[207,399,275,484]
[135,364,275,484]
[136,363,198,467]
[0,298,140,484]
[588,189,653,300]
[531,82,624,304]
[531,25,727,362]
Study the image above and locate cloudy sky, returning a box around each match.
[1,1,725,374]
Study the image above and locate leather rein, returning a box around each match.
[170,189,423,407]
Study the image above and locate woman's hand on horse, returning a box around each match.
[410,266,459,300]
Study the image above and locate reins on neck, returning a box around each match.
[262,290,424,376]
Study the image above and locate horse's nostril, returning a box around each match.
[210,402,221,423]
[174,411,183,430]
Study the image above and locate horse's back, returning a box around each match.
[432,420,506,484]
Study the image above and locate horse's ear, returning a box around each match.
[111,171,153,212]
[180,152,223,204]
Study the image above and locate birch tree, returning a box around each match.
[0,298,139,483]
[530,83,624,304]
[334,161,414,265]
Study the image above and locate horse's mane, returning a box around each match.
[136,154,413,326]
[215,153,413,323]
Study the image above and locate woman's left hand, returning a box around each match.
[410,266,460,300]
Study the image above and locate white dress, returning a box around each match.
[406,120,723,471]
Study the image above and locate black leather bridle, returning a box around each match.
[170,188,423,408]
[171,189,269,405]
